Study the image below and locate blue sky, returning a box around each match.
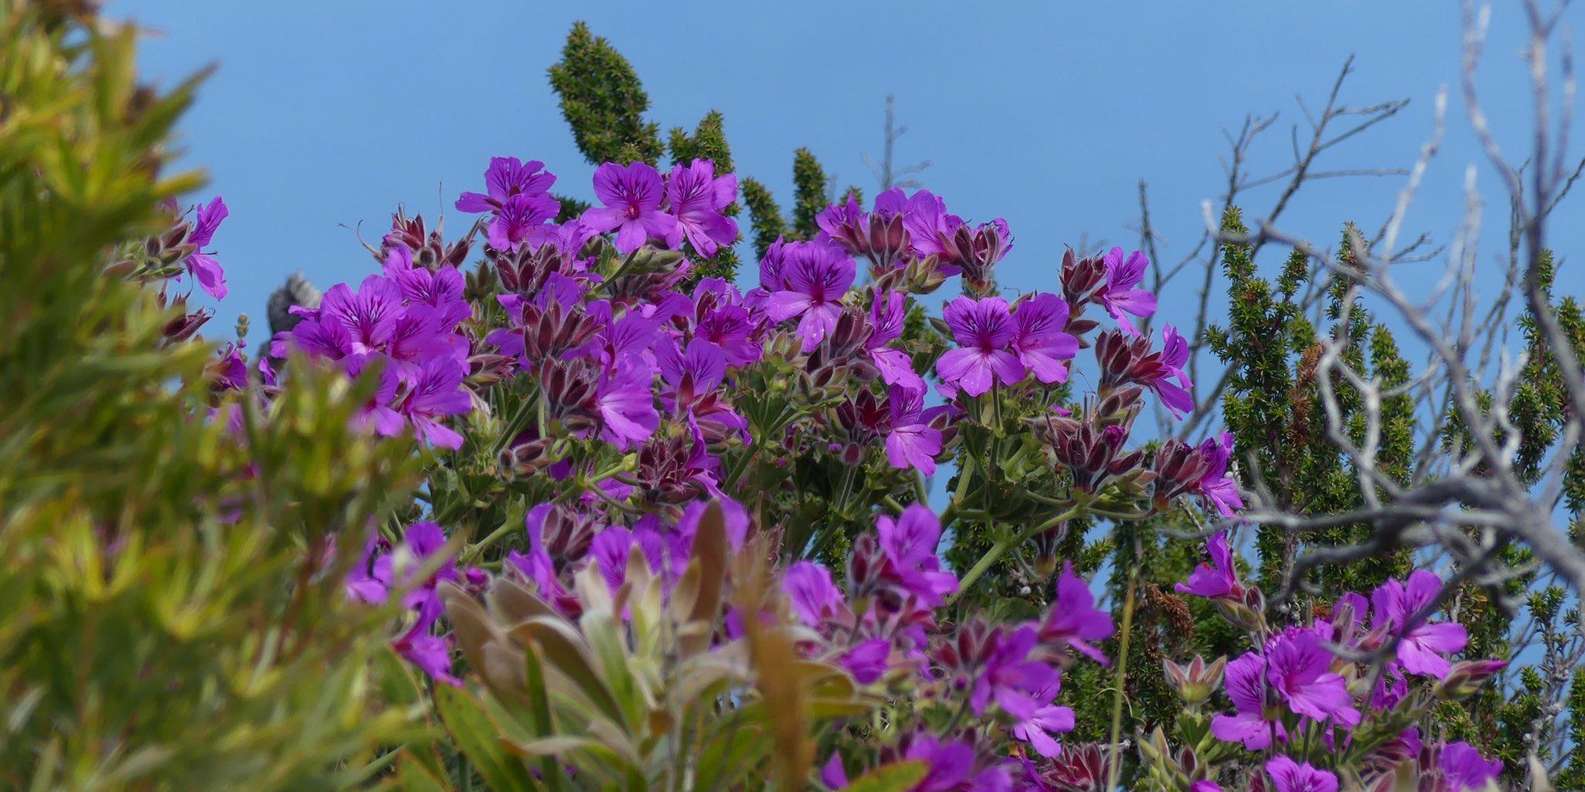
[113,1,1576,376]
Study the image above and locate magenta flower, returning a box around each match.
[665,159,738,257]
[1038,562,1114,664]
[866,290,924,391]
[1011,293,1079,384]
[581,161,679,254]
[1176,532,1244,600]
[185,196,229,299]
[1211,652,1285,750]
[1151,324,1194,416]
[840,638,890,684]
[971,625,1060,718]
[392,631,460,687]
[1011,682,1076,758]
[1097,247,1157,336]
[487,193,561,251]
[763,240,856,352]
[455,156,556,214]
[935,296,1024,397]
[1198,432,1243,516]
[1264,756,1338,792]
[883,385,943,476]
[1189,783,1225,792]
[1264,628,1360,727]
[1370,570,1468,678]
[596,356,659,450]
[396,355,472,450]
[902,190,964,264]
[319,275,404,355]
[783,561,847,629]
[874,504,958,607]
[1438,742,1502,790]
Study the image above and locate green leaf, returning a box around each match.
[433,686,540,792]
[843,760,930,792]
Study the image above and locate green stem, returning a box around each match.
[1104,568,1140,790]
[946,503,1082,606]
[489,388,540,458]
[461,514,521,564]
[938,457,977,530]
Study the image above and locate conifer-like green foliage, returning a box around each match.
[0,8,426,788]
[547,22,662,166]
[792,147,831,239]
[1206,209,1412,598]
[741,177,787,260]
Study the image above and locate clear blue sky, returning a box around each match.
[112,1,1577,367]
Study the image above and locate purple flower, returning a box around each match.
[397,355,471,450]
[185,196,229,299]
[1011,293,1079,384]
[1211,652,1285,750]
[393,631,460,687]
[1439,742,1502,790]
[1097,247,1157,336]
[345,354,405,438]
[841,638,890,684]
[866,290,924,391]
[581,162,679,254]
[1264,628,1360,727]
[874,504,958,607]
[1149,324,1194,416]
[596,356,659,450]
[784,561,847,629]
[1370,570,1468,678]
[763,240,856,352]
[883,385,943,475]
[455,156,556,213]
[1264,756,1338,792]
[1190,783,1225,792]
[665,159,738,257]
[1012,682,1076,758]
[935,296,1024,397]
[1038,562,1114,665]
[970,625,1060,718]
[487,193,561,251]
[656,338,747,442]
[1176,532,1244,600]
[903,734,977,792]
[901,190,964,264]
[319,275,404,355]
[1198,432,1243,516]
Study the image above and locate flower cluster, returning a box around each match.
[215,150,1514,790]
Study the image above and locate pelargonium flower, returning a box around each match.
[1012,682,1077,759]
[866,289,924,391]
[840,638,890,684]
[874,504,958,607]
[1176,532,1245,600]
[1151,324,1194,416]
[763,240,856,352]
[596,356,659,450]
[1264,756,1338,792]
[318,275,404,356]
[665,159,738,257]
[970,625,1060,718]
[455,156,556,214]
[487,193,561,251]
[185,196,229,299]
[883,385,942,475]
[1198,431,1243,516]
[783,561,848,629]
[935,296,1024,397]
[1097,247,1157,336]
[581,161,680,254]
[395,355,472,450]
[1038,562,1114,664]
[1438,741,1502,790]
[1010,293,1079,384]
[656,337,747,443]
[902,190,964,265]
[1369,570,1468,679]
[1264,628,1360,727]
[1211,652,1286,750]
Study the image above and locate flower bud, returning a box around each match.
[1435,659,1508,699]
[1163,655,1227,705]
